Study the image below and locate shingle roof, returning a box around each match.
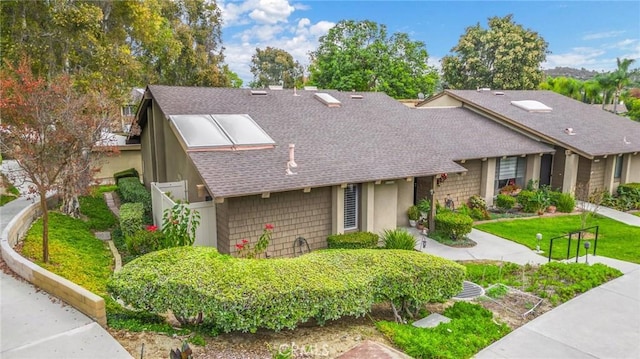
[443,90,640,157]
[144,86,553,198]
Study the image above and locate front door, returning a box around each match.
[540,154,552,187]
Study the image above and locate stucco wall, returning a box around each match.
[161,119,205,202]
[629,154,640,183]
[373,182,398,234]
[93,145,142,183]
[417,95,462,108]
[396,179,414,226]
[222,187,332,258]
[141,107,154,188]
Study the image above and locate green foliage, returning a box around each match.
[468,195,486,210]
[517,190,539,213]
[407,205,420,221]
[119,203,145,237]
[326,232,379,249]
[485,284,509,299]
[126,229,164,256]
[249,47,303,88]
[117,177,152,219]
[496,194,516,211]
[113,168,139,184]
[377,302,510,359]
[417,198,431,215]
[555,193,576,213]
[462,261,524,287]
[442,15,548,90]
[161,200,201,248]
[21,212,112,295]
[308,20,438,99]
[108,247,466,333]
[435,211,473,240]
[0,194,18,206]
[78,194,117,230]
[526,262,622,305]
[381,229,417,250]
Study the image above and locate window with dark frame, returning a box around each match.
[344,184,359,230]
[614,156,623,179]
[495,156,527,190]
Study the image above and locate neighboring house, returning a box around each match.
[133,85,553,257]
[418,89,640,196]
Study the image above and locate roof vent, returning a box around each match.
[565,128,576,136]
[350,94,363,99]
[511,100,552,113]
[250,90,267,96]
[268,85,283,90]
[304,86,318,91]
[314,92,341,107]
[477,87,491,92]
[494,91,505,96]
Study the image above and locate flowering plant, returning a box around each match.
[146,225,158,232]
[436,173,448,186]
[236,224,274,259]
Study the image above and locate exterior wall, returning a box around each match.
[431,160,483,208]
[141,106,154,187]
[93,145,142,184]
[525,154,541,185]
[161,119,205,202]
[373,182,398,234]
[396,178,414,226]
[223,188,332,258]
[418,95,462,108]
[589,158,606,192]
[480,158,496,205]
[576,156,593,192]
[627,153,640,183]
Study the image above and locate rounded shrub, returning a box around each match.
[126,228,164,255]
[517,190,539,213]
[381,228,416,250]
[117,177,152,217]
[495,194,516,211]
[555,193,576,213]
[435,212,473,240]
[107,247,466,333]
[119,202,145,237]
[327,231,379,249]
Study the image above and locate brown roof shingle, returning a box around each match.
[145,86,554,198]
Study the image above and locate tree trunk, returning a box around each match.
[40,190,49,263]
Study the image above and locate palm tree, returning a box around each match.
[596,73,615,110]
[612,57,636,113]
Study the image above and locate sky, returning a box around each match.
[218,0,640,85]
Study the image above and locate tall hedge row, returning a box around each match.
[108,247,465,333]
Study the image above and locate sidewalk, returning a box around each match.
[409,211,640,359]
[1,162,132,358]
[578,200,640,227]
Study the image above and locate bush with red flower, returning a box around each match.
[235,224,274,259]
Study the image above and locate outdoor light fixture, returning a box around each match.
[584,241,591,264]
[536,233,542,253]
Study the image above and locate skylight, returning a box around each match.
[169,114,275,151]
[314,92,341,107]
[510,100,552,112]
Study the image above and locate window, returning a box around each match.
[614,156,624,179]
[495,157,527,190]
[344,184,359,230]
[122,105,135,116]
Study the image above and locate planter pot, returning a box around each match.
[416,223,425,230]
[547,206,557,214]
[409,219,417,227]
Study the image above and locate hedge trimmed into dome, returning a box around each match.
[108,247,465,333]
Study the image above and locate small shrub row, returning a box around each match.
[327,231,379,249]
[117,177,152,215]
[119,202,145,237]
[381,228,416,250]
[377,302,510,359]
[435,211,473,240]
[108,247,466,333]
[114,168,139,184]
[495,193,516,211]
[602,183,640,211]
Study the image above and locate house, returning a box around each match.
[418,89,640,196]
[133,85,554,257]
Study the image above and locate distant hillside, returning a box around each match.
[543,67,603,80]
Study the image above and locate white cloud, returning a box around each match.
[582,30,625,41]
[220,0,294,27]
[543,47,614,71]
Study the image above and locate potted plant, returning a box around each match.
[417,198,431,219]
[416,218,426,231]
[407,205,420,227]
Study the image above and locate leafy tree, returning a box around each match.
[308,20,438,99]
[249,47,303,88]
[0,58,117,263]
[442,15,548,90]
[610,58,636,113]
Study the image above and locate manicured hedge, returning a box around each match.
[119,202,145,237]
[495,194,515,211]
[108,247,465,333]
[435,212,473,240]
[114,168,139,184]
[117,177,152,216]
[327,231,379,249]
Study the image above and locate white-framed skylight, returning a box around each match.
[169,114,275,151]
[510,100,552,112]
[314,92,341,107]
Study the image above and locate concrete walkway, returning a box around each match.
[578,200,640,227]
[1,162,131,358]
[408,210,640,359]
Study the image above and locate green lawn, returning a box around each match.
[475,215,640,264]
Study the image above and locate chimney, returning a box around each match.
[286,144,298,175]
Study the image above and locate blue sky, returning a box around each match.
[219,0,640,85]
